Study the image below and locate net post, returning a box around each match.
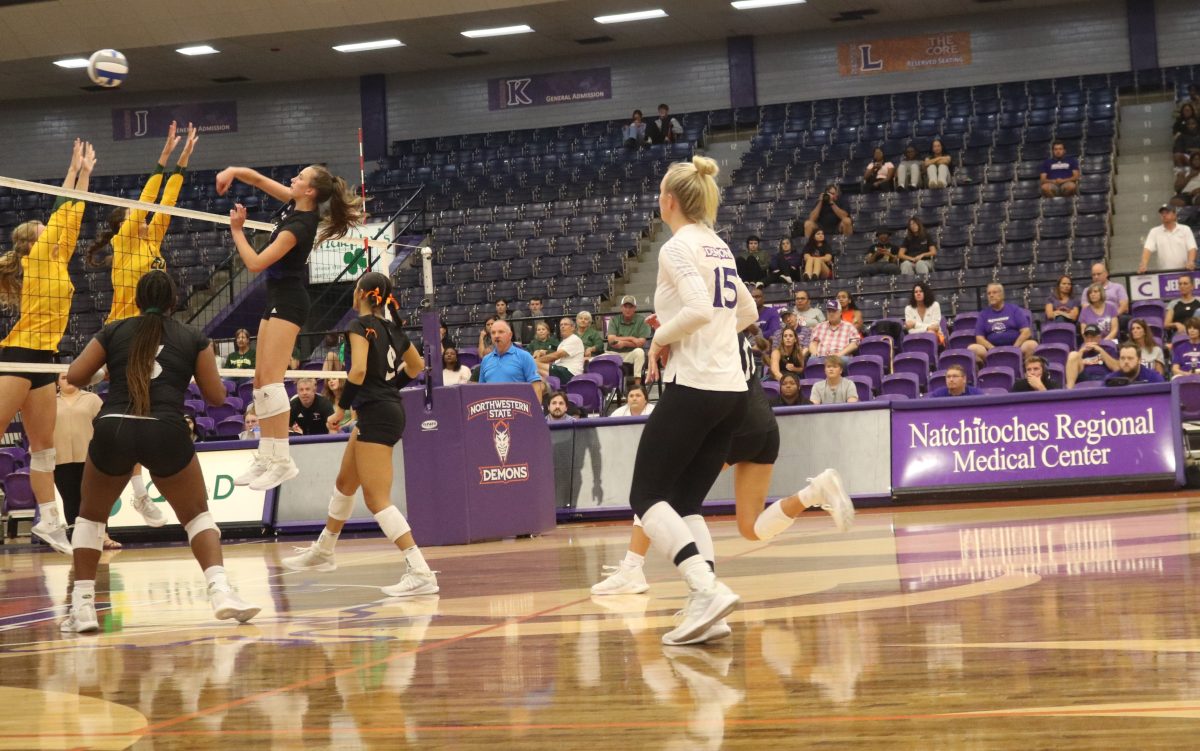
[420,246,443,394]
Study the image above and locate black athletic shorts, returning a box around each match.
[0,347,57,389]
[262,277,310,327]
[355,399,407,446]
[88,416,196,477]
[726,426,781,465]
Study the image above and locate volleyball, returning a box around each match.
[87,49,127,88]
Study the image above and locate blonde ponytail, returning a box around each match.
[662,156,721,227]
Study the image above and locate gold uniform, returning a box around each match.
[106,166,184,323]
[1,198,84,352]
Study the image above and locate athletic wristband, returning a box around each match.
[338,381,361,410]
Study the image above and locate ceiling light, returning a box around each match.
[731,0,807,9]
[332,38,405,53]
[461,24,534,38]
[595,9,668,23]
[53,58,89,69]
[177,45,219,56]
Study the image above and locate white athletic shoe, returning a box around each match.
[381,570,440,597]
[130,494,167,528]
[60,596,100,634]
[661,581,740,646]
[30,520,72,555]
[809,468,855,532]
[591,563,650,595]
[234,453,272,486]
[249,456,300,491]
[281,543,337,572]
[210,585,261,623]
[662,616,732,646]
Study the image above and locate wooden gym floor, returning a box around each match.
[1,492,1199,750]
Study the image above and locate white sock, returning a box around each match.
[130,475,147,498]
[204,565,229,590]
[683,515,715,571]
[621,550,645,569]
[753,500,797,541]
[403,545,431,574]
[256,438,274,457]
[678,555,716,592]
[37,502,60,526]
[317,528,339,553]
[272,437,291,460]
[74,579,96,600]
[640,501,696,564]
[799,482,823,508]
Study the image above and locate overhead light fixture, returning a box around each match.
[332,38,405,53]
[53,58,90,69]
[461,24,534,38]
[177,45,219,56]
[595,9,668,23]
[731,0,806,8]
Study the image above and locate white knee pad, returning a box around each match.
[184,511,221,542]
[72,518,106,552]
[327,490,355,521]
[373,505,411,543]
[29,448,56,472]
[253,382,290,419]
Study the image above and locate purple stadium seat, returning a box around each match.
[565,374,604,416]
[928,370,948,394]
[2,470,36,540]
[985,346,1024,378]
[900,332,939,363]
[858,335,894,369]
[184,399,206,418]
[457,348,482,369]
[195,417,215,438]
[938,351,977,383]
[947,330,977,352]
[206,403,239,424]
[798,378,819,404]
[882,372,920,399]
[978,366,1015,391]
[1035,343,1071,371]
[216,417,246,438]
[1040,322,1078,350]
[1177,376,1200,420]
[893,352,931,391]
[846,376,873,402]
[847,355,885,393]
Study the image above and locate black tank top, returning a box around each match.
[266,200,320,281]
[94,316,210,426]
[346,314,413,406]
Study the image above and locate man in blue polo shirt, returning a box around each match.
[967,283,1039,366]
[929,364,982,397]
[1040,140,1080,198]
[1106,342,1166,386]
[479,320,545,402]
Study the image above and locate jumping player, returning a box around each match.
[61,271,260,632]
[217,163,364,490]
[0,139,94,555]
[279,272,437,597]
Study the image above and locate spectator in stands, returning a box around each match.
[773,309,798,345]
[185,415,201,443]
[517,297,545,343]
[772,373,804,407]
[769,327,806,381]
[480,320,545,401]
[528,320,558,356]
[439,319,456,351]
[770,236,804,284]
[1039,140,1081,198]
[535,317,585,385]
[623,109,647,148]
[1172,318,1200,376]
[478,317,497,357]
[1128,318,1166,377]
[607,296,651,384]
[736,235,770,287]
[930,364,981,397]
[862,147,895,192]
[1175,103,1197,137]
[1079,283,1119,340]
[223,328,255,379]
[835,290,864,332]
[924,138,953,189]
[863,229,901,276]
[309,332,343,364]
[809,300,861,358]
[1065,325,1117,388]
[575,311,604,358]
[1173,117,1200,169]
[968,283,1039,366]
[792,289,825,329]
[810,355,858,405]
[751,286,781,350]
[1045,275,1080,324]
[896,144,923,191]
[322,375,354,432]
[1171,152,1200,208]
[1138,205,1197,273]
[904,281,943,337]
[545,392,573,422]
[802,185,853,238]
[645,103,682,145]
[1011,355,1061,393]
[239,406,259,441]
[1167,275,1200,334]
[898,216,937,276]
[610,385,654,417]
[442,347,472,386]
[494,299,510,321]
[1087,263,1129,316]
[801,230,835,281]
[1107,342,1165,385]
[289,377,335,435]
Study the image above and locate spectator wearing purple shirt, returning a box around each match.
[1085,263,1129,316]
[1039,141,1080,198]
[1078,283,1119,340]
[967,283,1038,366]
[1106,342,1166,386]
[1172,318,1200,377]
[1066,325,1117,388]
[1044,275,1079,324]
[929,364,982,397]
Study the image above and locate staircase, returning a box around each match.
[1110,96,1178,273]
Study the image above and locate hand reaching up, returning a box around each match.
[177,122,199,167]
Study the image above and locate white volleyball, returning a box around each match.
[87,49,128,88]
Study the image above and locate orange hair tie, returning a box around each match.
[386,294,398,308]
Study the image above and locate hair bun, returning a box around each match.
[692,155,719,178]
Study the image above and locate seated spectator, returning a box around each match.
[442,347,473,385]
[896,144,922,191]
[623,109,647,147]
[836,289,864,332]
[1175,103,1197,137]
[1011,355,1061,393]
[924,138,953,189]
[223,327,255,380]
[863,229,901,276]
[802,230,835,281]
[289,378,334,435]
[898,216,937,276]
[185,414,201,442]
[772,373,804,407]
[527,320,559,356]
[772,309,797,344]
[930,364,982,397]
[322,374,354,432]
[545,391,574,422]
[494,299,510,321]
[1172,318,1200,376]
[1138,205,1197,274]
[736,235,771,287]
[803,185,853,238]
[606,296,652,385]
[1173,117,1200,169]
[770,236,804,285]
[439,319,456,351]
[534,317,585,385]
[1065,325,1117,388]
[1039,140,1081,198]
[1106,342,1166,386]
[478,317,497,357]
[516,297,545,343]
[904,281,943,338]
[968,283,1038,366]
[1167,275,1200,334]
[479,320,545,401]
[1079,283,1119,340]
[792,289,826,329]
[609,385,654,417]
[810,355,858,405]
[645,103,682,145]
[1045,275,1080,324]
[1086,263,1129,316]
[862,147,895,192]
[321,350,342,372]
[809,300,862,358]
[770,327,806,381]
[1128,318,1166,376]
[751,286,781,353]
[1171,152,1200,208]
[309,332,343,364]
[239,405,260,440]
[575,310,605,358]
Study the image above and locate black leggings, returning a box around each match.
[54,462,85,526]
[628,383,747,518]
